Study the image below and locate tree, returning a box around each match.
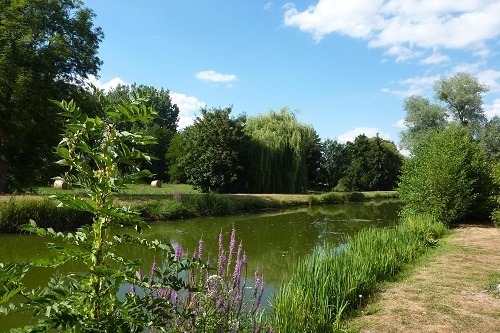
[106,84,180,180]
[398,126,494,224]
[435,72,488,130]
[330,135,403,192]
[478,116,500,160]
[181,106,249,193]
[306,131,323,190]
[245,108,315,194]
[399,95,447,151]
[0,0,103,192]
[320,139,347,190]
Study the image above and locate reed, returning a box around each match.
[270,214,447,332]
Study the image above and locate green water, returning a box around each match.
[0,199,400,329]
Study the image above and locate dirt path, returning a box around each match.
[348,223,500,333]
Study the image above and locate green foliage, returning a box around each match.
[398,126,494,224]
[491,162,500,227]
[106,84,179,181]
[435,72,488,130]
[0,89,208,331]
[0,0,103,193]
[166,132,188,183]
[399,95,447,151]
[246,108,315,194]
[325,135,403,192]
[0,198,92,233]
[270,214,447,332]
[181,106,250,193]
[308,192,366,205]
[479,116,500,160]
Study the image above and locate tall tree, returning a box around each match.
[399,95,447,151]
[245,108,315,194]
[434,72,488,130]
[180,106,249,193]
[320,139,347,190]
[106,84,179,180]
[332,135,403,192]
[0,0,103,192]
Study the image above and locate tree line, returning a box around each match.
[0,0,403,194]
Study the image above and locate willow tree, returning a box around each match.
[245,108,316,193]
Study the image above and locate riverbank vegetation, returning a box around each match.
[0,188,397,233]
[270,214,447,332]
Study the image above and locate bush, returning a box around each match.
[398,126,494,224]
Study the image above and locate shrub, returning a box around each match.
[398,126,494,224]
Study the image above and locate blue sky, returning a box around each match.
[84,0,500,145]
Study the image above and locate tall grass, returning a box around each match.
[0,198,92,233]
[270,214,447,332]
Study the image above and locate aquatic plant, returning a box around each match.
[270,214,447,332]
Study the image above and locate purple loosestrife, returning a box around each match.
[197,239,204,260]
[226,228,236,273]
[131,284,136,294]
[174,243,183,261]
[149,258,157,285]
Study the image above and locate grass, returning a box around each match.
[269,214,447,333]
[485,271,500,298]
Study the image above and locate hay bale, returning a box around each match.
[54,180,68,190]
[151,180,162,188]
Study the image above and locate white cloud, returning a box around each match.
[264,2,273,10]
[382,74,440,98]
[386,45,423,63]
[196,70,237,84]
[338,127,390,143]
[283,0,500,61]
[86,75,127,92]
[476,69,500,93]
[419,52,450,65]
[393,119,406,128]
[170,93,206,129]
[484,98,500,119]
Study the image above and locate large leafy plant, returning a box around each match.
[0,87,199,332]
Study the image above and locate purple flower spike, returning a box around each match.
[157,289,166,297]
[173,292,179,309]
[198,238,204,260]
[218,232,223,254]
[257,281,265,310]
[131,284,136,294]
[236,242,243,261]
[218,251,226,276]
[174,243,183,261]
[229,228,236,258]
[138,268,143,282]
[149,258,157,285]
[233,259,243,288]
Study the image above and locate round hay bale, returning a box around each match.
[151,180,162,188]
[54,180,68,190]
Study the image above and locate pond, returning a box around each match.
[0,199,400,329]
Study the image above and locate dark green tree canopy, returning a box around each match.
[0,0,103,192]
[180,106,250,193]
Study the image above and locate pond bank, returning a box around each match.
[0,191,397,233]
[345,221,500,333]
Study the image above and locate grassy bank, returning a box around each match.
[270,214,448,332]
[0,185,398,233]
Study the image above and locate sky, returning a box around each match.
[84,0,500,145]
